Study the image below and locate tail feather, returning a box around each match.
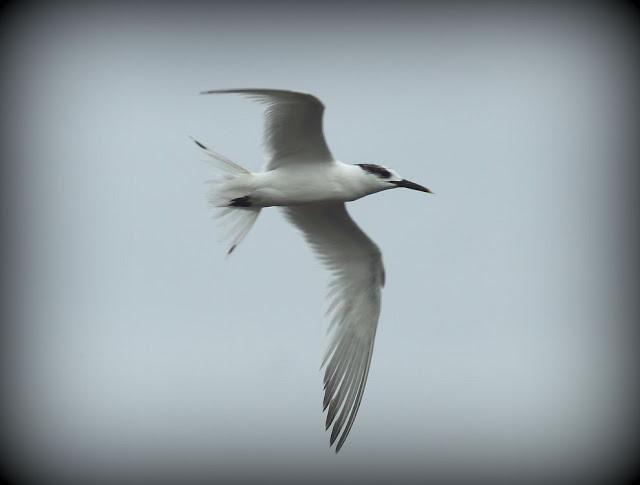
[219,208,260,256]
[191,137,250,175]
[194,137,260,255]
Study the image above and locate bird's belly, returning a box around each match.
[252,184,348,206]
[251,169,352,207]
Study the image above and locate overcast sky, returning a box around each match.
[2,3,638,484]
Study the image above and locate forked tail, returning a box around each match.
[193,138,260,255]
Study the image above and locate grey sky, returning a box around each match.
[3,3,638,484]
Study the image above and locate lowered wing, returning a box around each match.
[283,203,385,452]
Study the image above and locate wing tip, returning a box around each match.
[199,88,320,103]
[335,435,347,453]
[329,426,340,446]
[327,428,347,453]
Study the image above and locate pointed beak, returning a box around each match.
[392,179,432,194]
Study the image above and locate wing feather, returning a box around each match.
[283,203,385,452]
[200,89,334,168]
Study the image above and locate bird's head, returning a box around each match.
[356,163,432,194]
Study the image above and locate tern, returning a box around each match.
[194,89,431,452]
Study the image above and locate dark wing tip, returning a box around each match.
[329,426,340,446]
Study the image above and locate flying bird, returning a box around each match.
[194,89,431,452]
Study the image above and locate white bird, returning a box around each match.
[194,89,431,452]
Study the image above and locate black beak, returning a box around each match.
[392,179,432,193]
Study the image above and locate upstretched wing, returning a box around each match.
[200,89,334,169]
[283,203,385,452]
